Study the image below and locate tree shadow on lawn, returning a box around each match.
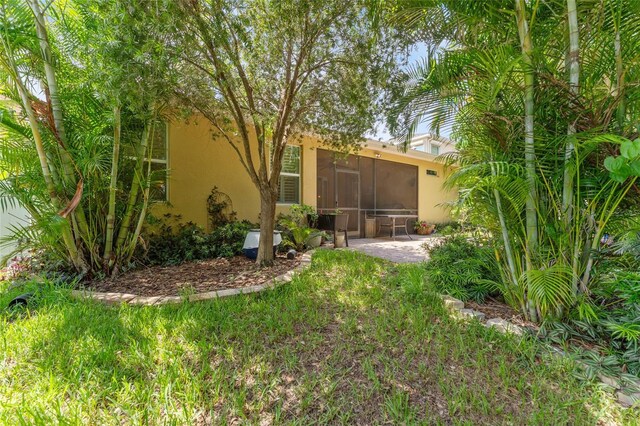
[1,251,630,424]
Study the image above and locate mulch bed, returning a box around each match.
[85,255,300,297]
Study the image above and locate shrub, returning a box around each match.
[539,270,640,378]
[2,250,79,283]
[211,221,253,258]
[144,219,253,265]
[276,204,322,251]
[423,236,499,302]
[433,221,462,236]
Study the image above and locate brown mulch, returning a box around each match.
[85,255,300,296]
[466,298,539,331]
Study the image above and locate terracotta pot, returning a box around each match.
[416,225,436,235]
[416,227,429,235]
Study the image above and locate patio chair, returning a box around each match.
[376,216,394,237]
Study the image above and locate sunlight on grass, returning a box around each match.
[0,250,636,424]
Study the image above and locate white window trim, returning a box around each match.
[159,122,169,202]
[129,122,169,202]
[276,146,301,205]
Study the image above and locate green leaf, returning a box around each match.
[629,160,640,176]
[604,156,624,172]
[610,172,627,183]
[524,264,574,318]
[620,139,640,160]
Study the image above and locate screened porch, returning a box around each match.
[316,149,419,238]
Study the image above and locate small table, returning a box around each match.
[372,215,418,240]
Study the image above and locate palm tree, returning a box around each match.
[0,0,173,276]
[388,0,640,321]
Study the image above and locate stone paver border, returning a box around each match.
[71,251,314,306]
[439,293,639,408]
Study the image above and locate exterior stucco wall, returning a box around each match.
[0,197,29,262]
[157,117,456,229]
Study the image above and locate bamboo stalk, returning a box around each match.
[493,186,518,286]
[4,53,85,272]
[515,0,539,322]
[115,112,154,256]
[27,0,90,270]
[562,0,579,225]
[103,105,121,268]
[27,0,66,145]
[614,23,625,130]
[125,122,158,264]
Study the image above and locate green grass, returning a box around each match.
[0,250,636,425]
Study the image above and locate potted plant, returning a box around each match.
[414,220,436,235]
[290,203,318,228]
[305,230,327,248]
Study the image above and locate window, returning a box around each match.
[147,121,168,202]
[122,121,168,202]
[430,143,440,155]
[277,145,300,204]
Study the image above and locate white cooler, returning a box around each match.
[242,229,282,259]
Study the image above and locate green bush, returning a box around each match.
[423,236,499,302]
[276,203,322,251]
[433,221,462,236]
[211,221,253,258]
[144,220,253,266]
[540,270,640,378]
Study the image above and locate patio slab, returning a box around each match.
[348,235,442,263]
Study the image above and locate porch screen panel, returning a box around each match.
[375,159,418,210]
[334,153,359,171]
[359,157,374,236]
[316,149,335,209]
[336,171,359,232]
[359,157,374,210]
[336,172,358,208]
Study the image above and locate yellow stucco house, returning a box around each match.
[152,116,457,237]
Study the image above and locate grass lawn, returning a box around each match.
[0,250,636,425]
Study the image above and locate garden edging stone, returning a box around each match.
[436,293,638,408]
[71,250,315,306]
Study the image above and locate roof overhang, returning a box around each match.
[361,139,453,164]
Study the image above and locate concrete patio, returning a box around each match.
[347,234,443,263]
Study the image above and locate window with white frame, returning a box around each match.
[147,121,168,202]
[277,145,300,204]
[430,143,440,155]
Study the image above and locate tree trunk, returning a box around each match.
[256,187,277,266]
